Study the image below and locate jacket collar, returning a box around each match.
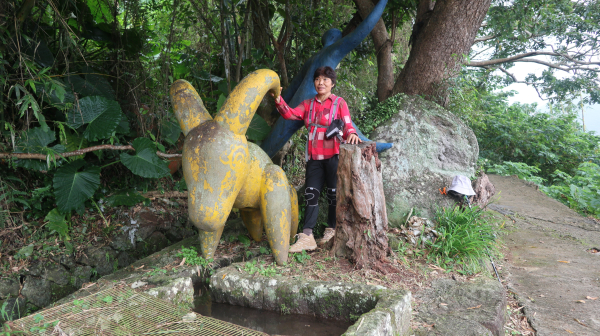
[315,93,336,103]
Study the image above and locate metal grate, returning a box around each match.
[10,287,268,336]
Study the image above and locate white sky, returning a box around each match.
[500,63,600,134]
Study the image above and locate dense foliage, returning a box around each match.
[0,0,363,235]
[448,71,600,181]
[447,71,600,217]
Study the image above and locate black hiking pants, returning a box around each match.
[303,155,338,231]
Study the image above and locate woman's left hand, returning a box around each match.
[347,133,362,144]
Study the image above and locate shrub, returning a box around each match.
[427,206,499,274]
[542,162,600,217]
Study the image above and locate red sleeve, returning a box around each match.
[338,98,356,140]
[275,96,306,121]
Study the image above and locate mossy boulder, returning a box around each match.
[370,94,478,223]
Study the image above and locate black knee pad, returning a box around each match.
[326,188,336,205]
[304,187,319,206]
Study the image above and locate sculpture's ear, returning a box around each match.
[170,80,213,136]
[214,69,280,136]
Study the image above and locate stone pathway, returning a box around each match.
[488,175,600,336]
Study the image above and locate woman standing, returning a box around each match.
[273,66,361,253]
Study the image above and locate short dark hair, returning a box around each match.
[313,66,336,85]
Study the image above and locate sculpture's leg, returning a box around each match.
[288,183,299,240]
[198,225,225,260]
[260,164,292,265]
[240,208,263,242]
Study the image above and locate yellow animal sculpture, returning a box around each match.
[170,69,299,265]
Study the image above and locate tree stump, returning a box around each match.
[470,173,496,208]
[332,142,392,273]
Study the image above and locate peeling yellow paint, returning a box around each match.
[203,180,213,193]
[170,70,293,266]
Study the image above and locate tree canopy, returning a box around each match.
[0,0,599,222]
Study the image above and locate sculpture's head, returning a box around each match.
[322,28,342,47]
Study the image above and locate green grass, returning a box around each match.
[427,206,500,274]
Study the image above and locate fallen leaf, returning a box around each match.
[539,294,545,297]
[467,305,482,310]
[574,318,589,327]
[565,329,574,334]
[178,257,186,267]
[428,264,445,271]
[222,273,227,279]
[439,303,447,306]
[575,300,586,303]
[558,260,570,263]
[585,296,598,300]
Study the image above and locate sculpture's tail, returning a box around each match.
[170,80,213,136]
[214,69,280,136]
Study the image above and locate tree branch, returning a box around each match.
[495,67,547,101]
[189,0,221,43]
[468,50,600,72]
[474,34,496,42]
[0,145,181,160]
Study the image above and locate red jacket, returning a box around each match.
[275,94,357,160]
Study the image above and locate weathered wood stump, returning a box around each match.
[471,173,496,208]
[332,142,392,273]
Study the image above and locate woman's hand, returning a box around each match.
[347,133,362,144]
[270,87,282,104]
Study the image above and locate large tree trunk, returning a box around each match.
[353,0,394,102]
[332,142,394,273]
[392,0,491,104]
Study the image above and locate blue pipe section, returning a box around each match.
[261,0,393,158]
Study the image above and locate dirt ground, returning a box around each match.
[488,174,600,336]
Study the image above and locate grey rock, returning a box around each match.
[131,281,147,289]
[0,277,20,299]
[145,231,170,253]
[414,317,493,336]
[210,265,410,325]
[45,263,71,286]
[413,278,506,336]
[375,289,412,335]
[116,251,136,268]
[109,232,135,251]
[371,94,478,223]
[70,265,93,289]
[53,254,76,269]
[0,297,26,322]
[134,209,169,241]
[25,262,45,277]
[343,309,393,336]
[145,277,194,308]
[77,246,118,276]
[21,277,52,308]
